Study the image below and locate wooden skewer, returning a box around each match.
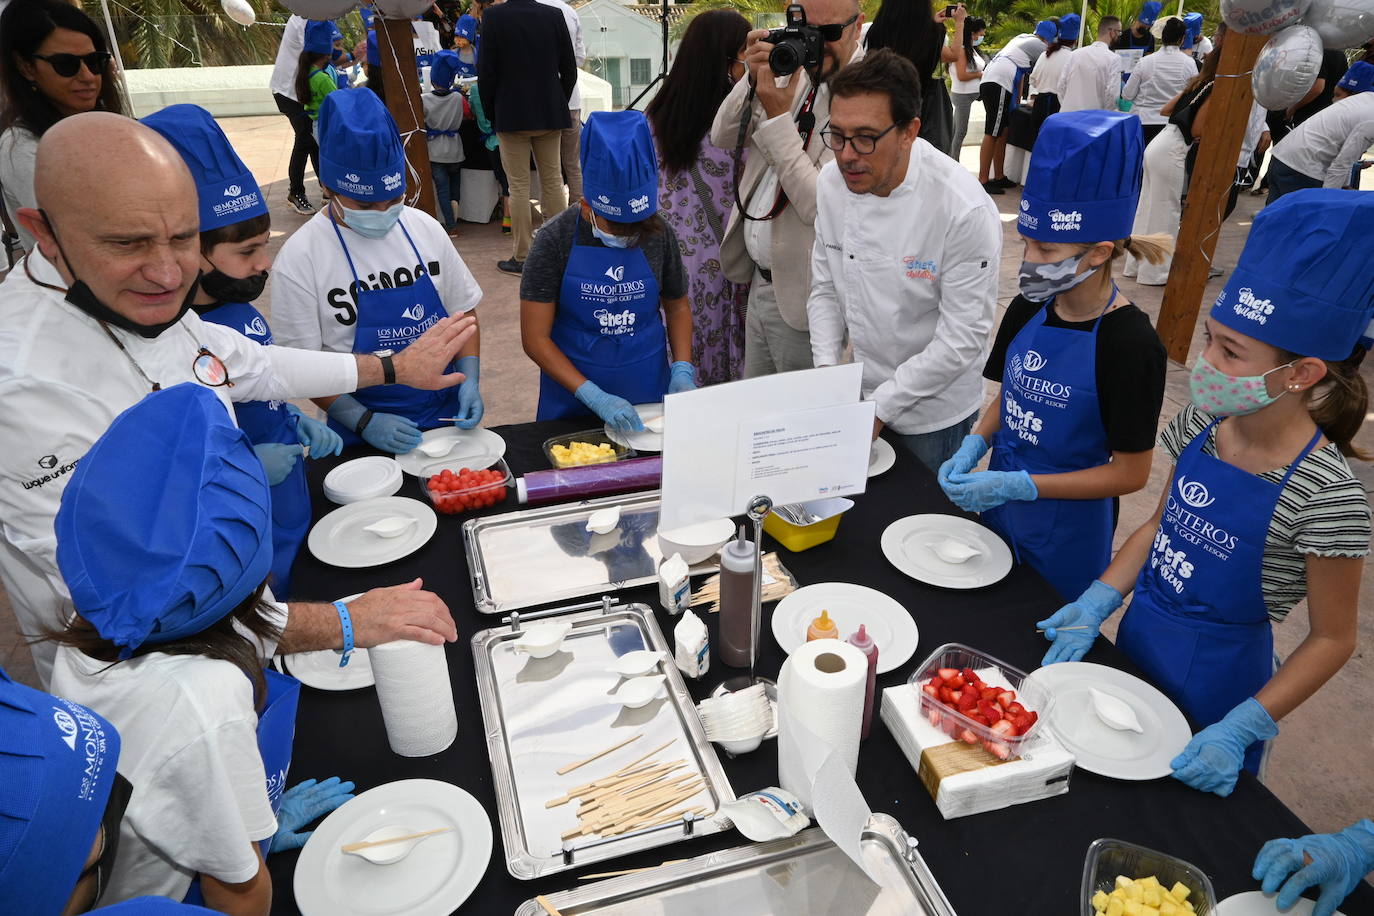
[555,733,641,776]
[534,894,562,916]
[595,781,704,833]
[339,826,452,853]
[577,859,689,880]
[578,765,688,815]
[547,761,677,808]
[605,799,708,837]
[611,739,675,775]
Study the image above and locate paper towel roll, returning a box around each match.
[369,640,458,757]
[778,638,868,809]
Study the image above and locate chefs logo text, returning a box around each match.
[593,308,638,335]
[1151,475,1239,593]
[903,256,936,281]
[1225,287,1274,325]
[1048,209,1082,232]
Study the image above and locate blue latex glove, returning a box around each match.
[1170,696,1278,796]
[942,468,1038,513]
[1036,579,1123,665]
[269,777,356,852]
[574,380,644,435]
[667,361,697,394]
[937,434,989,492]
[254,443,303,486]
[287,404,343,458]
[1253,820,1374,916]
[327,394,423,453]
[453,355,484,429]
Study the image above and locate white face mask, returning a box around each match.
[973,35,985,45]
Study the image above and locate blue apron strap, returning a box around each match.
[396,217,429,276]
[328,207,365,287]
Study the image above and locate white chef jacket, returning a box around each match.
[1273,92,1374,187]
[1030,47,1071,96]
[536,0,586,110]
[807,138,1001,435]
[983,34,1046,93]
[0,250,358,684]
[1057,41,1123,112]
[1122,45,1198,125]
[269,15,307,102]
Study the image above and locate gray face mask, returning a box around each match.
[1018,252,1100,301]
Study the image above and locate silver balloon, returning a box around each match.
[1223,0,1312,33]
[372,0,434,17]
[220,0,255,26]
[280,0,360,19]
[1302,0,1374,48]
[1252,25,1324,110]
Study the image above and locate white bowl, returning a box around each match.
[657,518,736,565]
[715,733,764,755]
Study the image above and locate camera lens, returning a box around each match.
[769,40,803,77]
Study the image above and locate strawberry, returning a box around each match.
[969,711,989,726]
[927,709,942,727]
[928,676,943,690]
[1026,711,1039,727]
[956,689,978,710]
[1006,701,1026,718]
[949,689,963,702]
[980,686,999,702]
[939,686,954,703]
[921,684,939,699]
[983,739,1012,760]
[990,719,1016,738]
[978,700,1002,723]
[936,668,960,682]
[961,667,980,685]
[1011,713,1033,734]
[959,729,979,745]
[946,674,966,689]
[996,691,1016,709]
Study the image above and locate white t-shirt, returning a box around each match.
[270,207,482,355]
[952,43,986,95]
[269,15,307,101]
[1030,47,1071,95]
[1273,92,1374,186]
[983,34,1046,92]
[50,649,276,903]
[1122,45,1198,125]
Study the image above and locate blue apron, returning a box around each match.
[198,303,310,599]
[1117,420,1322,774]
[327,212,460,446]
[983,293,1116,600]
[184,668,300,903]
[535,217,670,421]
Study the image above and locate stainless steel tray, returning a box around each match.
[464,491,684,614]
[514,814,957,916]
[472,599,735,879]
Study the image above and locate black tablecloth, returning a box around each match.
[270,420,1374,915]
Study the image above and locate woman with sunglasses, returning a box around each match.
[0,0,126,252]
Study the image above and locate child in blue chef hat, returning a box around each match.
[298,20,341,132]
[1112,1,1160,52]
[424,50,466,235]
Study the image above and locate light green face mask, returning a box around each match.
[1189,355,1295,417]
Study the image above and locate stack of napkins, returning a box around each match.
[880,684,1074,819]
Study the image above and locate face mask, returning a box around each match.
[591,217,637,250]
[336,200,404,239]
[1018,252,1101,301]
[1189,355,1295,417]
[973,36,985,45]
[200,265,269,304]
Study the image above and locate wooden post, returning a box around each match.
[377,17,438,219]
[1154,31,1266,363]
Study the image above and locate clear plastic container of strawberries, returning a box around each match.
[420,459,513,516]
[907,642,1056,761]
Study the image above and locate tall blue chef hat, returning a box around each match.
[1138,1,1163,25]
[141,104,268,233]
[455,14,478,45]
[1058,13,1082,41]
[0,668,121,913]
[1338,60,1374,94]
[55,384,273,656]
[1019,110,1144,243]
[318,89,407,201]
[1212,190,1374,360]
[304,19,337,55]
[1182,12,1203,48]
[429,49,460,90]
[581,110,658,222]
[94,898,221,914]
[1034,19,1058,42]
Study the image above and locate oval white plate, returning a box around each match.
[394,427,506,477]
[880,514,1013,589]
[868,438,896,478]
[1218,891,1346,916]
[324,456,403,505]
[294,779,492,916]
[1025,662,1191,781]
[604,403,664,453]
[771,582,918,674]
[281,594,373,691]
[307,497,438,569]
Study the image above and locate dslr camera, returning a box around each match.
[766,4,823,77]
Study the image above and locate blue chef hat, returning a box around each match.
[430,49,460,90]
[0,668,121,913]
[1138,1,1162,25]
[1182,12,1203,48]
[94,898,221,914]
[1212,190,1374,360]
[581,110,658,222]
[1058,13,1082,42]
[1338,60,1374,94]
[141,104,268,233]
[319,89,407,201]
[1034,19,1058,42]
[455,14,478,45]
[55,384,273,656]
[1019,110,1143,243]
[304,19,337,55]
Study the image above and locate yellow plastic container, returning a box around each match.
[763,497,854,552]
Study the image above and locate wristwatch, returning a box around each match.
[379,353,396,385]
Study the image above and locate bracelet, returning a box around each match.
[380,353,396,385]
[332,600,355,668]
[355,409,375,436]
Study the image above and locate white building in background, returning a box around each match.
[573,0,685,108]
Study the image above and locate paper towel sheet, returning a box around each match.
[369,640,458,757]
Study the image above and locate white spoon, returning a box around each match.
[416,438,457,458]
[1090,687,1145,734]
[643,416,665,434]
[513,622,572,659]
[585,506,621,535]
[341,825,450,865]
[607,649,665,678]
[362,516,418,538]
[611,674,666,708]
[930,537,983,564]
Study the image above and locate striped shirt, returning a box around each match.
[1159,404,1371,621]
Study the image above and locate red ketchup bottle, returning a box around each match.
[847,625,879,739]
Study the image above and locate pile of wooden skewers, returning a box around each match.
[546,735,709,842]
[690,552,796,613]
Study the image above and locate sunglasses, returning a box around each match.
[816,13,859,42]
[31,50,110,78]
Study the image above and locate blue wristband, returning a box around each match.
[332,600,355,668]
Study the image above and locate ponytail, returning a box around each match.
[1287,348,1371,460]
[1119,234,1174,266]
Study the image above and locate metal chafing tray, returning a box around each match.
[464,492,699,614]
[473,599,735,880]
[514,814,957,916]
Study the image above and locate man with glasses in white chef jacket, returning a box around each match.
[808,50,1001,473]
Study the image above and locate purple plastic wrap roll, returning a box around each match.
[517,456,663,505]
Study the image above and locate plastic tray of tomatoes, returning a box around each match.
[421,459,513,515]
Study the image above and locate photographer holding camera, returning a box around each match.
[709,0,864,378]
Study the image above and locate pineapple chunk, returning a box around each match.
[1116,875,1135,890]
[1124,901,1145,916]
[1125,883,1144,902]
[1106,899,1125,916]
[1141,908,1160,916]
[1170,882,1191,902]
[1143,886,1162,907]
[1139,876,1161,891]
[1160,903,1184,916]
[1093,890,1111,910]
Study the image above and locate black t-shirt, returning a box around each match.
[1293,50,1351,124]
[983,295,1167,453]
[1111,28,1155,54]
[519,205,688,304]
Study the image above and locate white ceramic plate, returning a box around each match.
[324,456,404,505]
[605,403,664,453]
[1218,891,1345,916]
[294,779,493,916]
[307,497,438,569]
[1025,662,1192,781]
[771,582,918,674]
[880,514,1013,589]
[868,438,897,478]
[393,427,506,477]
[281,594,375,691]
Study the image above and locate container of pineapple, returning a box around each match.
[1081,838,1216,916]
[542,430,636,469]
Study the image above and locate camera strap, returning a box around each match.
[733,76,821,223]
